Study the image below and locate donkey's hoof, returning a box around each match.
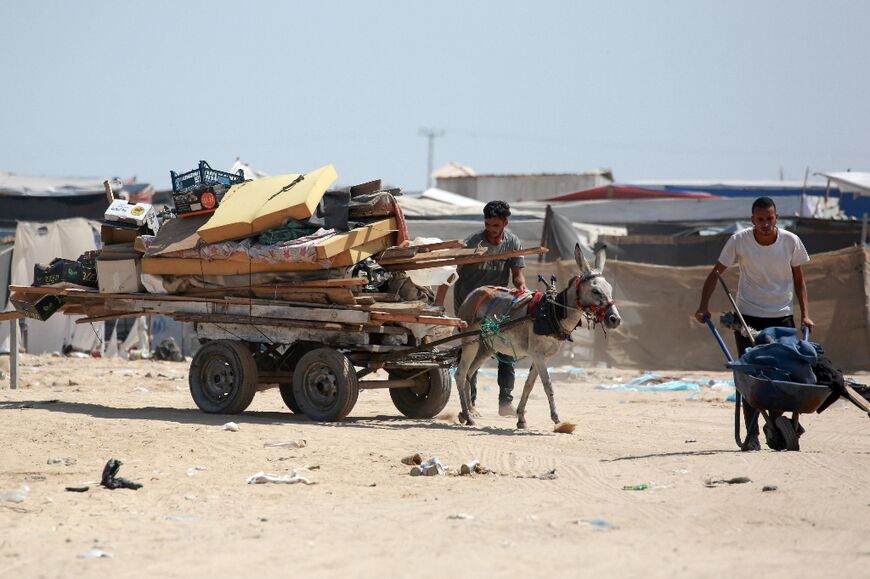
[516,420,527,430]
[551,414,561,424]
[458,411,468,425]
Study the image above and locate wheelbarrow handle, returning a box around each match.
[703,314,735,363]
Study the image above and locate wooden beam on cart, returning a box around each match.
[380,247,548,271]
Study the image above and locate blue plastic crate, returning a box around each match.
[170,160,244,193]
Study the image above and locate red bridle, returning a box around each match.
[573,274,614,325]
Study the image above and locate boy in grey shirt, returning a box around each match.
[453,200,527,416]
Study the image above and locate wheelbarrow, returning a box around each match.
[704,316,828,451]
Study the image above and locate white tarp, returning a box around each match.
[817,172,870,197]
[4,219,102,354]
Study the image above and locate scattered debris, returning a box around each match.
[0,486,29,503]
[459,459,495,476]
[580,518,616,531]
[447,513,475,520]
[101,458,143,490]
[684,439,697,444]
[622,483,649,491]
[65,486,90,493]
[704,476,752,487]
[222,422,240,432]
[537,468,558,481]
[186,466,207,477]
[264,440,307,449]
[762,485,778,492]
[410,457,444,476]
[246,470,315,485]
[553,422,576,434]
[401,453,423,466]
[78,549,112,559]
[47,457,77,466]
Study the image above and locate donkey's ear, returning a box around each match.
[574,243,592,275]
[593,242,607,272]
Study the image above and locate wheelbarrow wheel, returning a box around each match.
[774,416,800,451]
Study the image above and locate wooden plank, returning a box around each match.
[377,246,484,265]
[103,298,372,324]
[9,319,17,390]
[194,322,368,346]
[183,278,367,294]
[369,312,465,327]
[8,285,72,296]
[381,247,548,271]
[0,311,23,321]
[313,218,396,259]
[171,312,363,332]
[414,240,466,252]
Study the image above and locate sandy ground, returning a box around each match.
[0,354,869,579]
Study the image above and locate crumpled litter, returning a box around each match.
[0,486,29,503]
[596,373,702,392]
[410,457,444,476]
[223,422,240,432]
[101,458,142,490]
[704,476,751,487]
[401,453,423,466]
[78,549,112,559]
[264,440,307,449]
[246,470,315,485]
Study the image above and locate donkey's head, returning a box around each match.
[572,244,621,329]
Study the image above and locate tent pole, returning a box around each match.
[861,213,868,247]
[539,205,552,263]
[9,319,17,390]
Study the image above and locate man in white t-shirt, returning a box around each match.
[694,196,813,450]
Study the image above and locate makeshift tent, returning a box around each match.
[522,245,870,371]
[0,170,152,226]
[817,172,870,197]
[3,219,102,354]
[512,195,838,225]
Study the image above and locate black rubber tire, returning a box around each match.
[189,340,258,414]
[775,416,800,451]
[278,383,302,413]
[389,368,452,419]
[292,348,358,422]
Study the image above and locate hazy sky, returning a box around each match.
[2,1,868,190]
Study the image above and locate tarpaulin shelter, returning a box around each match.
[2,219,102,354]
[523,245,870,371]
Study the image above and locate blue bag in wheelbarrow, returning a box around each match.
[727,327,822,384]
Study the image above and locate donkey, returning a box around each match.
[455,244,621,429]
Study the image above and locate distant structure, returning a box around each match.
[433,162,613,202]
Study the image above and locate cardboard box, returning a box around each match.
[10,292,65,321]
[172,185,228,217]
[104,200,160,232]
[33,258,98,289]
[96,259,144,294]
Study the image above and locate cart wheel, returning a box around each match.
[189,340,258,414]
[278,383,301,413]
[774,416,800,451]
[292,348,358,422]
[388,368,452,419]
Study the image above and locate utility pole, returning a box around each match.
[418,127,445,189]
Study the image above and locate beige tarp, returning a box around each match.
[523,245,870,371]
